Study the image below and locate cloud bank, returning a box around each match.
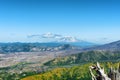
[27,32,79,42]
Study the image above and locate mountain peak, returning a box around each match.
[57,36,79,42]
[85,40,120,51]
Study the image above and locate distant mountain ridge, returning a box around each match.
[0,42,81,53]
[64,41,97,47]
[84,40,120,51]
[1,40,120,53]
[0,41,97,53]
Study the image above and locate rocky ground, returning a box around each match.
[0,49,81,68]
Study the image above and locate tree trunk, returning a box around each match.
[89,62,120,80]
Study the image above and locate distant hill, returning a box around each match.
[65,41,97,47]
[0,42,81,53]
[0,41,97,53]
[84,40,120,51]
[44,50,120,66]
[41,40,120,66]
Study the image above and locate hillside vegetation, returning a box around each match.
[44,51,120,66]
[22,62,120,80]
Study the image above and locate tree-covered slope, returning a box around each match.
[44,51,120,66]
[21,62,120,80]
[84,40,120,51]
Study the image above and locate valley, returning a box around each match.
[0,0,119,79]
[0,40,120,80]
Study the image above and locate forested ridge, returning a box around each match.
[44,51,120,66]
[22,62,120,80]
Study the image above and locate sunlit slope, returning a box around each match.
[22,62,120,80]
[44,51,120,66]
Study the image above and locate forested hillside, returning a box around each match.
[22,62,120,80]
[44,51,120,66]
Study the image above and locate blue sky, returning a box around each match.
[0,0,120,43]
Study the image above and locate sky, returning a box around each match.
[0,0,120,43]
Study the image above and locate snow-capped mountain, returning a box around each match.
[27,33,97,47]
[57,36,78,42]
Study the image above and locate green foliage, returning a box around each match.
[0,70,37,80]
[0,62,119,80]
[0,62,43,80]
[44,51,120,66]
[22,62,120,80]
[22,63,92,80]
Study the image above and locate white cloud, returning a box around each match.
[41,32,62,38]
[27,32,80,42]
